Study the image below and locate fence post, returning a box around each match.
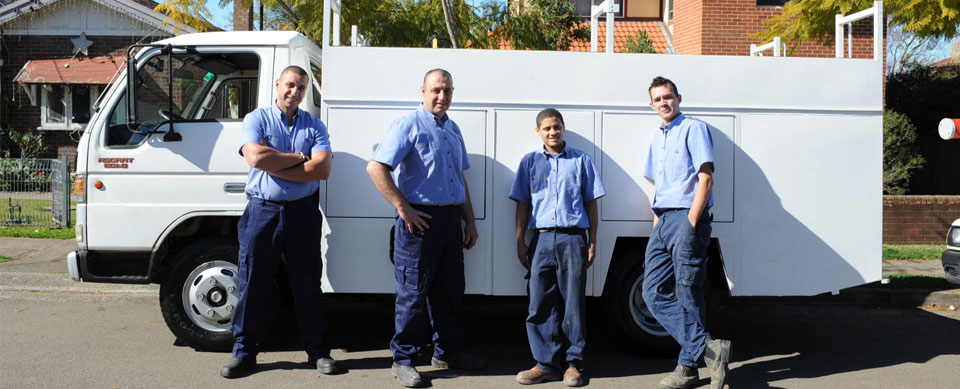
[62,155,70,227]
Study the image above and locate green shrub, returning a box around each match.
[883,111,924,195]
[624,30,656,54]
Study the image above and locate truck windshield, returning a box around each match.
[106,52,259,147]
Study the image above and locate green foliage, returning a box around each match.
[0,255,13,263]
[3,129,47,159]
[882,244,946,260]
[755,0,960,53]
[495,0,588,51]
[624,30,656,54]
[882,111,924,194]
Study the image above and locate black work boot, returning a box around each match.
[221,357,256,378]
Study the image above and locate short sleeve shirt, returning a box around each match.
[371,105,471,206]
[642,113,714,213]
[509,144,606,229]
[239,104,331,201]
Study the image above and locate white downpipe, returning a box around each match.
[352,25,358,47]
[750,36,784,57]
[322,0,330,50]
[331,0,341,47]
[835,1,883,60]
[590,1,619,53]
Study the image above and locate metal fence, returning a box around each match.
[0,157,71,227]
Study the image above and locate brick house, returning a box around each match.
[543,0,885,63]
[0,0,200,164]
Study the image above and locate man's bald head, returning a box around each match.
[423,68,453,86]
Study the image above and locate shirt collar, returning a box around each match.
[541,141,568,158]
[659,112,685,132]
[418,104,449,127]
[272,103,300,123]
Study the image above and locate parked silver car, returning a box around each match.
[942,218,960,285]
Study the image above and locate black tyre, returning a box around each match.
[159,239,240,351]
[604,255,680,352]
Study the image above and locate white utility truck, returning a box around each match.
[67,4,883,351]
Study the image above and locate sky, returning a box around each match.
[205,1,957,61]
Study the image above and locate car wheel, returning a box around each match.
[605,255,680,352]
[159,239,240,351]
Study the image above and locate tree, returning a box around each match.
[887,25,947,74]
[154,0,220,33]
[494,0,588,51]
[755,0,960,53]
[624,30,656,54]
[882,111,924,194]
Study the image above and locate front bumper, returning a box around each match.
[942,249,960,285]
[66,249,85,281]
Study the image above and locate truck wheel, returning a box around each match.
[159,239,240,351]
[605,258,680,352]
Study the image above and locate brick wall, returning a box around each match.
[674,1,886,63]
[671,0,704,55]
[883,195,960,244]
[1,34,165,162]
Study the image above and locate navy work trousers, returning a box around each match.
[525,229,588,375]
[642,208,712,367]
[390,204,466,365]
[232,196,331,360]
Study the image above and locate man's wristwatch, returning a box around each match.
[299,152,308,163]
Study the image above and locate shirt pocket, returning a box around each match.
[414,133,434,160]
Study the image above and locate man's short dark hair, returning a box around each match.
[280,65,308,78]
[536,108,565,128]
[423,68,453,85]
[649,76,679,97]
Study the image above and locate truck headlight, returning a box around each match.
[948,227,960,247]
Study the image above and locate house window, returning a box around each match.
[667,0,673,21]
[575,0,623,18]
[41,84,98,130]
[757,0,789,6]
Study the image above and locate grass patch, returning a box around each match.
[882,244,945,260]
[0,255,14,263]
[864,273,957,290]
[0,226,74,239]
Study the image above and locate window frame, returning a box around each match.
[40,84,99,131]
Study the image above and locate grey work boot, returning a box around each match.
[312,357,341,375]
[391,363,424,388]
[657,364,698,389]
[431,352,486,370]
[704,338,732,389]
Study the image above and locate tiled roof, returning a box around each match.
[13,56,123,85]
[932,57,960,67]
[495,20,669,54]
[568,21,668,53]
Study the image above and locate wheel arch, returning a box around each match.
[148,212,242,283]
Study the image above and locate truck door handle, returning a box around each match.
[223,183,245,193]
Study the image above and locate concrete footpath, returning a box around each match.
[1,236,957,308]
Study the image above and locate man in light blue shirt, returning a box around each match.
[366,69,483,388]
[641,77,731,389]
[222,65,338,379]
[510,109,604,387]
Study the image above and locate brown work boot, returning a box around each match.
[657,364,698,389]
[515,366,559,385]
[563,366,584,387]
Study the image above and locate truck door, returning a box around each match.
[86,49,269,250]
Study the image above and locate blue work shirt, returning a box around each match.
[642,113,714,213]
[239,104,331,201]
[371,105,471,206]
[509,144,606,229]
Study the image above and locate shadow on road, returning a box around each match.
[207,294,959,386]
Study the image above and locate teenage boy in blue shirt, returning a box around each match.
[510,108,605,387]
[642,76,731,389]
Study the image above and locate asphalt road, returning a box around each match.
[2,281,959,388]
